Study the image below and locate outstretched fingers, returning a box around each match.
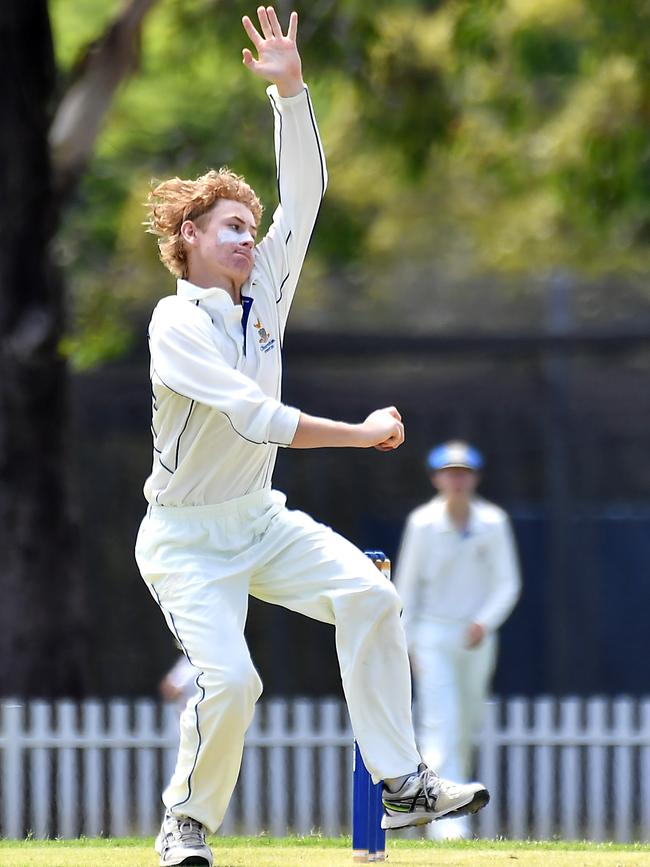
[242,15,263,50]
[288,10,298,41]
[241,6,303,90]
[256,6,274,40]
[245,7,297,44]
[265,6,284,38]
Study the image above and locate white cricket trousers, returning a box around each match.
[410,621,496,838]
[135,489,421,832]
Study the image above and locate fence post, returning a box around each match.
[30,701,51,839]
[108,700,130,837]
[241,710,262,835]
[294,699,314,834]
[319,699,343,836]
[1,701,24,839]
[613,698,634,842]
[268,699,289,836]
[559,698,580,840]
[506,698,528,840]
[135,699,158,835]
[586,697,607,842]
[532,697,554,840]
[476,699,499,839]
[83,700,104,837]
[640,699,650,842]
[56,701,78,838]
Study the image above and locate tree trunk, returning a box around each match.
[0,2,90,696]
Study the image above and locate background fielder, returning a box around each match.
[395,440,520,839]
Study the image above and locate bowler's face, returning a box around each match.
[432,467,479,497]
[189,198,258,288]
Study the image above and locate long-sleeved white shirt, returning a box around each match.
[394,496,521,643]
[143,85,327,506]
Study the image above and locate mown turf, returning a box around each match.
[2,837,650,867]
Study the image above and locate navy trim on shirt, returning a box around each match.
[241,295,254,356]
[268,90,284,203]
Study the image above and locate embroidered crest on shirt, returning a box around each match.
[254,318,276,353]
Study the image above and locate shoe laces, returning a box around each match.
[166,815,206,848]
[418,768,462,806]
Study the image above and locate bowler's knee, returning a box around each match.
[371,576,402,615]
[202,657,263,708]
[344,575,402,622]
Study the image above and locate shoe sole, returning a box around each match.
[160,858,211,866]
[381,787,490,830]
[444,787,490,818]
[382,811,436,830]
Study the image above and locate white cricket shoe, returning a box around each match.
[154,809,213,866]
[381,764,489,830]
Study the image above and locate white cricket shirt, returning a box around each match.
[394,496,521,639]
[143,85,327,506]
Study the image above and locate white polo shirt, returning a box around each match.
[143,85,327,506]
[394,496,521,640]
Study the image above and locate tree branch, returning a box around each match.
[49,0,158,200]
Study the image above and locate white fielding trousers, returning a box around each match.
[135,489,421,832]
[410,621,497,838]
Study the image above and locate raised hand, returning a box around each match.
[242,6,304,97]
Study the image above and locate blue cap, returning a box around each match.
[426,441,484,473]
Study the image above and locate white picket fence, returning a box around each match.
[2,696,650,841]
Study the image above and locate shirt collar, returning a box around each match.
[431,496,479,535]
[177,278,247,307]
[177,278,250,320]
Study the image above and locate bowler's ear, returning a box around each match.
[180,220,199,246]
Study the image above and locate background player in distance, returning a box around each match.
[394,440,521,839]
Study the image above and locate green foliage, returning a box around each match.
[512,27,580,79]
[50,0,120,71]
[452,3,499,61]
[50,0,650,362]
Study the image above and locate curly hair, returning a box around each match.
[145,168,264,278]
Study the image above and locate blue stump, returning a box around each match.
[353,741,386,862]
[352,549,390,862]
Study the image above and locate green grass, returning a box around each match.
[2,836,650,866]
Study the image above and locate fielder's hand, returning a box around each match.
[465,622,485,648]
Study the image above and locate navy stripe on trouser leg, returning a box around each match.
[147,582,205,811]
[143,572,262,832]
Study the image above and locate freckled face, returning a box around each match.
[188,199,258,288]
